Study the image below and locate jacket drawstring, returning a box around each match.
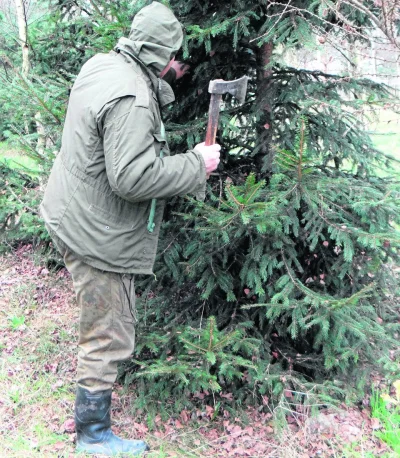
[147,121,166,233]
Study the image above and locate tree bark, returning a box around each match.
[255,42,274,176]
[15,0,47,154]
[15,0,29,76]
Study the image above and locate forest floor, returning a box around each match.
[0,246,398,458]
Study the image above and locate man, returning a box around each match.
[40,2,220,455]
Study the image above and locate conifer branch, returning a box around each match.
[6,185,39,215]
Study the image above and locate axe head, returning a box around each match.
[208,75,248,104]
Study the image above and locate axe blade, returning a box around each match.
[208,75,249,104]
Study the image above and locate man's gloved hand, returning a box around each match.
[194,142,221,177]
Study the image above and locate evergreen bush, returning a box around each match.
[0,162,48,251]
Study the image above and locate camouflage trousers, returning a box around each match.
[54,236,137,391]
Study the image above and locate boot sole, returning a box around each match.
[76,444,149,456]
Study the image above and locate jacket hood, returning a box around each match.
[119,2,183,76]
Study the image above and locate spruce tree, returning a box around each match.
[128,0,400,412]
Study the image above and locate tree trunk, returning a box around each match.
[15,0,31,137]
[255,42,274,176]
[15,0,29,77]
[15,0,47,155]
[347,41,359,78]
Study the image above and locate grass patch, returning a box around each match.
[370,382,400,455]
[369,109,400,176]
[0,250,78,457]
[7,315,26,330]
[0,140,41,175]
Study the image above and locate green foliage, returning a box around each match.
[133,123,399,407]
[8,315,26,330]
[125,316,262,416]
[0,161,49,251]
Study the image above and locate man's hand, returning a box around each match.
[160,59,190,84]
[170,60,190,80]
[194,142,221,177]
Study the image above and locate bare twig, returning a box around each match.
[6,185,39,216]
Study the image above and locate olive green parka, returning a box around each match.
[41,2,206,274]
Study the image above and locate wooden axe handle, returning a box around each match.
[205,93,222,146]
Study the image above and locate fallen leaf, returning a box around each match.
[175,419,184,429]
[206,405,214,418]
[180,410,189,423]
[62,418,75,433]
[52,442,64,451]
[371,418,381,430]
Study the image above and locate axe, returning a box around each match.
[205,75,248,146]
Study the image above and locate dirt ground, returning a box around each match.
[0,245,397,457]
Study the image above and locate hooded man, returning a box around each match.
[40,2,220,455]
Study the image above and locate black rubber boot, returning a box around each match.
[75,386,149,456]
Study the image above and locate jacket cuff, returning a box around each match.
[190,148,207,201]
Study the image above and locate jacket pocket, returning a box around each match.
[88,203,126,226]
[119,274,137,324]
[88,200,149,230]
